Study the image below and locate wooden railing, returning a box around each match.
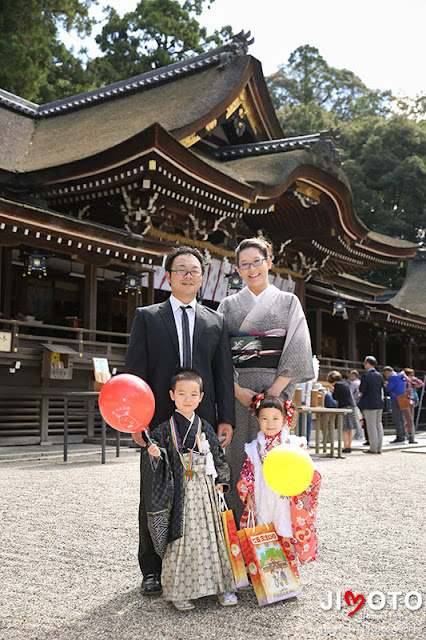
[0,318,129,370]
[0,321,425,444]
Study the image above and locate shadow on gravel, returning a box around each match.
[31,585,300,640]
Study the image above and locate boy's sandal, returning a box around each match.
[218,592,238,606]
[173,600,195,611]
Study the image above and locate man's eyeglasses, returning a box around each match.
[238,257,267,270]
[170,268,203,277]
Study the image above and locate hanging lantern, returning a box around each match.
[23,254,47,278]
[332,297,346,316]
[357,305,371,320]
[376,328,388,340]
[119,272,141,296]
[226,270,243,293]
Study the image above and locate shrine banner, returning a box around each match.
[238,523,301,606]
[218,494,249,588]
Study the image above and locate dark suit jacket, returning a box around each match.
[125,299,235,430]
[358,368,384,410]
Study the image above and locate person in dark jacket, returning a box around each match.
[327,371,357,453]
[358,356,384,454]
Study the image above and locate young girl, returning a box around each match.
[237,394,322,576]
[146,369,237,611]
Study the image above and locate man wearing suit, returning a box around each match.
[358,355,384,454]
[125,246,235,595]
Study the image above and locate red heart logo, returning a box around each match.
[344,590,365,616]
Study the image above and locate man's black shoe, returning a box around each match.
[390,438,405,444]
[141,574,162,595]
[363,442,369,446]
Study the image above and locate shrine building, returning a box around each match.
[0,33,424,444]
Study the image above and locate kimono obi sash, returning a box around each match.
[229,329,287,369]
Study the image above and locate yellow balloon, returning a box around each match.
[263,444,314,496]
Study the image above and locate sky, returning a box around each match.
[65,0,425,98]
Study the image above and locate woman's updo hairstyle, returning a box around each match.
[235,237,273,266]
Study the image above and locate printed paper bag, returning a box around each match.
[238,522,301,606]
[218,493,249,588]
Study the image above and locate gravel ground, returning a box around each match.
[1,446,425,640]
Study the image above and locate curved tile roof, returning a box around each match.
[388,251,426,317]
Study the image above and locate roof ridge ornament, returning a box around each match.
[218,31,254,68]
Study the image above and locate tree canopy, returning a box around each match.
[89,0,233,85]
[0,0,232,102]
[267,45,391,127]
[0,0,94,102]
[267,45,426,254]
[341,116,426,242]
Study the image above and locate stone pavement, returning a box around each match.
[1,435,425,640]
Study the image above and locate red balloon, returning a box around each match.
[98,374,155,433]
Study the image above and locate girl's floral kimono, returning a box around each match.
[237,428,321,576]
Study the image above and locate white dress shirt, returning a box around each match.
[169,295,197,366]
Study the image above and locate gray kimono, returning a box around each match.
[218,285,314,519]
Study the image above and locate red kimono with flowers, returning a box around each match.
[237,432,321,576]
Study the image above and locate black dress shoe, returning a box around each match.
[141,574,162,595]
[363,442,369,446]
[342,447,352,453]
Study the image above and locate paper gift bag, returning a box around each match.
[238,520,301,606]
[218,493,249,588]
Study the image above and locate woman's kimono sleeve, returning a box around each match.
[277,293,315,383]
[290,469,322,564]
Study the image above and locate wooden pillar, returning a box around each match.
[2,247,13,318]
[405,344,413,368]
[0,246,2,311]
[127,291,142,333]
[413,344,420,371]
[40,396,50,444]
[315,309,322,357]
[379,339,386,366]
[348,321,357,362]
[295,278,306,310]
[84,264,98,340]
[147,270,155,305]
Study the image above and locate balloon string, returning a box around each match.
[145,431,162,460]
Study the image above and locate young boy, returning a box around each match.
[145,369,237,611]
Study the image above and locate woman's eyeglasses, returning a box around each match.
[170,268,203,277]
[238,258,267,270]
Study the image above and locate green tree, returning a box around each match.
[340,115,426,242]
[267,45,391,134]
[89,0,233,85]
[0,0,94,102]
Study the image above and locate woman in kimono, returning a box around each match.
[218,237,314,519]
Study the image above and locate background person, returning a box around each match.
[358,356,384,454]
[327,370,357,453]
[403,368,423,444]
[382,366,408,443]
[349,370,363,440]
